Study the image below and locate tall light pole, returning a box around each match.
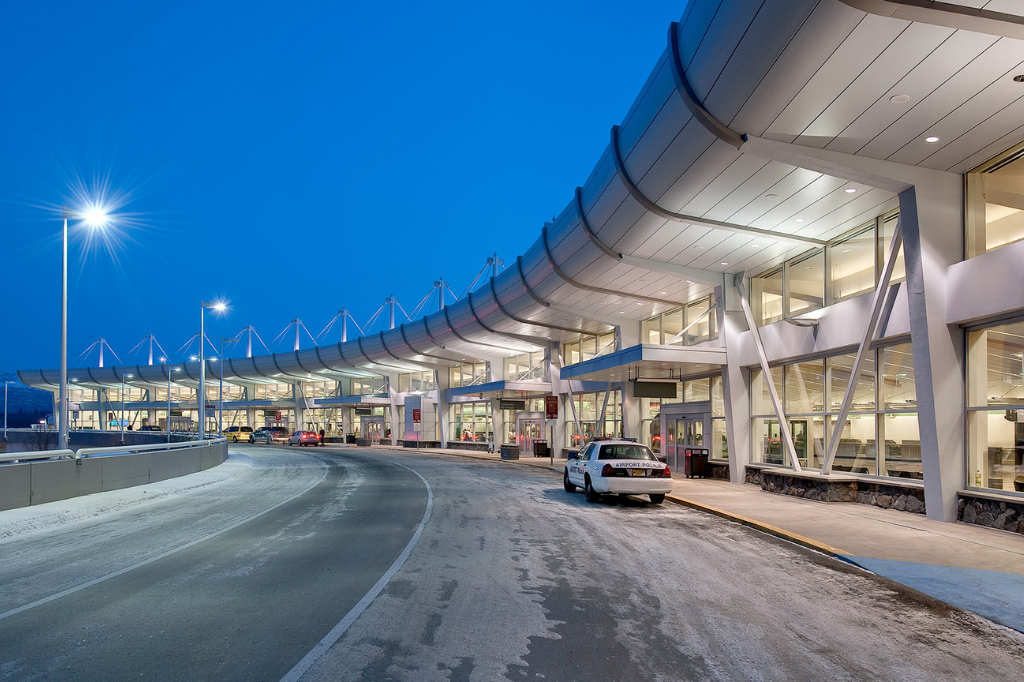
[219,337,239,437]
[198,300,226,440]
[4,380,13,443]
[59,205,108,451]
[120,373,133,445]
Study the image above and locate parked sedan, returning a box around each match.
[288,430,322,446]
[564,438,672,504]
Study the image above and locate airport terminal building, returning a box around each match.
[19,0,1024,528]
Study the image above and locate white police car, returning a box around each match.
[563,438,672,504]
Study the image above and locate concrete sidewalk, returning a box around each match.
[369,444,1024,634]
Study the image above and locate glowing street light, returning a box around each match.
[198,300,228,440]
[58,203,111,452]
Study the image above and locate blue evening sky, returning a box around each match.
[0,0,688,373]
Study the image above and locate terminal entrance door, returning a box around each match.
[516,411,545,457]
[360,416,384,445]
[661,402,710,471]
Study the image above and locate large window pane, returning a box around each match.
[785,361,823,414]
[829,225,876,303]
[750,366,783,417]
[684,378,709,403]
[753,268,783,325]
[881,344,916,410]
[967,409,1024,491]
[881,413,921,479]
[663,309,683,345]
[642,316,661,344]
[967,143,1024,257]
[685,299,711,344]
[967,323,1024,407]
[881,212,906,283]
[786,249,824,317]
[829,353,876,412]
[830,414,877,475]
[711,418,728,459]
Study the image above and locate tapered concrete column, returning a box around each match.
[387,373,400,446]
[548,342,566,456]
[294,382,306,431]
[900,183,965,521]
[435,369,450,448]
[615,324,641,442]
[721,282,751,484]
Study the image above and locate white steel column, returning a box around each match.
[900,183,965,521]
[388,373,400,446]
[718,283,752,484]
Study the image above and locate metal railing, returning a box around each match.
[0,436,227,464]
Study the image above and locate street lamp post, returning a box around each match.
[198,300,226,440]
[219,337,239,437]
[120,373,133,444]
[58,205,109,452]
[4,380,12,443]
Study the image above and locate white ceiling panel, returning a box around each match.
[892,58,1024,166]
[766,13,907,143]
[704,161,800,221]
[796,22,954,149]
[681,153,770,215]
[656,140,742,214]
[732,0,863,136]
[858,38,1022,162]
[683,0,766,101]
[721,167,822,225]
[824,29,997,156]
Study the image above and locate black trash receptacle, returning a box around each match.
[684,447,709,478]
[533,440,549,458]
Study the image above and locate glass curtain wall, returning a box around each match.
[564,390,622,447]
[561,332,616,365]
[753,212,905,325]
[641,295,718,346]
[450,363,487,388]
[451,401,491,442]
[967,319,1024,494]
[750,343,918,478]
[505,351,546,381]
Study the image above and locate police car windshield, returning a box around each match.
[598,444,657,461]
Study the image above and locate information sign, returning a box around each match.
[412,408,421,423]
[499,400,526,411]
[545,396,558,420]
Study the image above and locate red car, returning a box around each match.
[288,430,322,446]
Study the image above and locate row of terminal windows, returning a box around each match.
[641,295,717,346]
[752,211,904,326]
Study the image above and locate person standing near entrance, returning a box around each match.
[318,428,325,446]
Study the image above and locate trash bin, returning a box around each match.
[500,445,520,460]
[684,447,709,478]
[533,440,549,458]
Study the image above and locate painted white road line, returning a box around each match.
[279,461,434,682]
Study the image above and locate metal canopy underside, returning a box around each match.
[447,380,553,400]
[559,344,727,383]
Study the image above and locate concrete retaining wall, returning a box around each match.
[0,440,228,511]
[745,466,926,514]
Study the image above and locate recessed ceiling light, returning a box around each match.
[685,280,693,284]
[804,266,812,270]
[721,262,729,266]
[618,311,625,314]
[845,188,857,193]
[765,193,779,200]
[695,246,705,250]
[636,302,643,306]
[841,249,851,253]
[751,243,760,248]
[795,218,804,223]
[1015,75,1024,83]
[889,94,910,104]
[660,291,667,295]
[925,136,940,143]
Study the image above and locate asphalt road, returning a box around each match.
[2,445,1023,681]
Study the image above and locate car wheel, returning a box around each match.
[563,470,576,493]
[649,493,665,504]
[584,476,599,504]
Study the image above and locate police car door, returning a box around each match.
[569,443,592,485]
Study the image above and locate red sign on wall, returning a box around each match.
[412,408,421,423]
[545,396,558,420]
